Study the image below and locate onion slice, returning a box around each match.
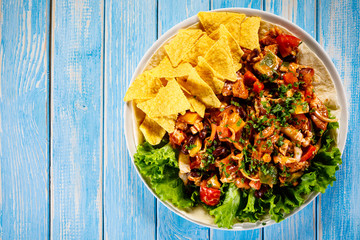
[313,110,338,122]
[240,169,260,182]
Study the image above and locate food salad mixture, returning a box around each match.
[124,12,342,228]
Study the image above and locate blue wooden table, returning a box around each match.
[1,0,359,239]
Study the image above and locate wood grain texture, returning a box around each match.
[318,1,360,239]
[0,0,49,238]
[263,1,317,239]
[157,1,210,239]
[50,0,104,238]
[103,0,157,239]
[211,0,262,9]
[210,1,262,239]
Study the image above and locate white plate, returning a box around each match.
[124,8,348,230]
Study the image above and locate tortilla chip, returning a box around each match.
[177,69,221,108]
[151,115,177,133]
[204,35,237,82]
[137,80,191,118]
[183,34,215,65]
[210,25,243,71]
[195,56,224,94]
[164,29,204,67]
[198,12,245,35]
[239,17,261,50]
[124,71,163,101]
[185,93,206,118]
[150,57,193,78]
[140,116,166,145]
[222,17,244,45]
[132,100,146,143]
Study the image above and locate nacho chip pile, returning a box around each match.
[124,12,261,145]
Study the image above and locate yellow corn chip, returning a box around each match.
[124,71,163,101]
[185,93,206,118]
[195,56,224,94]
[164,29,204,67]
[210,25,243,71]
[151,115,177,133]
[140,116,166,145]
[183,34,215,65]
[132,100,146,143]
[150,57,193,78]
[137,80,191,118]
[198,12,245,35]
[223,17,245,45]
[177,69,221,108]
[204,35,237,82]
[239,16,261,50]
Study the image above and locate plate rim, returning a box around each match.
[123,7,349,230]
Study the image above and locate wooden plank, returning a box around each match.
[103,0,157,239]
[0,0,49,238]
[318,1,360,239]
[50,0,104,238]
[157,0,210,239]
[211,0,262,9]
[210,1,262,239]
[263,0,317,239]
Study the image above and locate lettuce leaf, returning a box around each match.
[209,184,241,228]
[134,141,195,209]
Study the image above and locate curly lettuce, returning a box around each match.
[134,140,195,209]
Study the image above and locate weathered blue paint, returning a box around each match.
[1,0,359,239]
[103,0,157,239]
[0,0,49,239]
[50,0,104,239]
[263,1,317,239]
[319,1,360,239]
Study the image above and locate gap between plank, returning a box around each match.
[102,0,107,239]
[48,0,54,239]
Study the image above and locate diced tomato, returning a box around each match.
[276,34,302,57]
[304,87,314,103]
[253,80,264,93]
[301,145,317,162]
[200,180,221,206]
[283,72,298,86]
[216,126,231,140]
[244,71,259,86]
[249,180,261,190]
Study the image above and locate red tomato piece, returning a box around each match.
[253,80,264,93]
[244,71,259,86]
[283,72,298,87]
[200,180,221,206]
[304,87,314,103]
[276,34,302,57]
[301,145,317,162]
[216,126,231,140]
[249,180,261,190]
